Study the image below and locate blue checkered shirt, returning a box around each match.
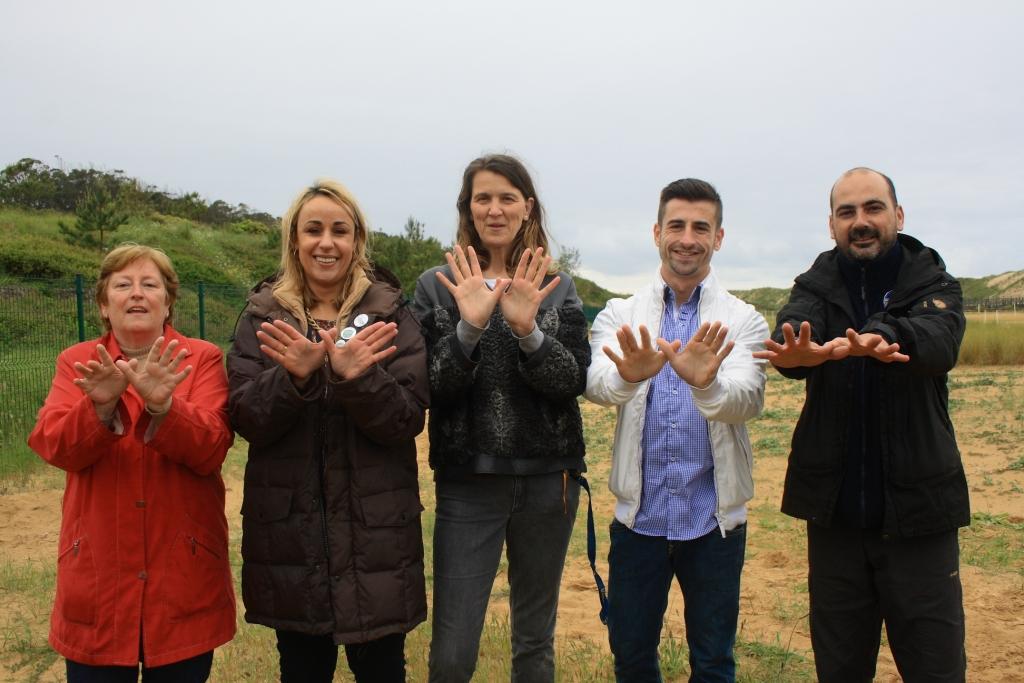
[632,283,718,541]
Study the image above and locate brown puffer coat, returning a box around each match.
[227,272,429,644]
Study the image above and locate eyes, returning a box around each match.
[473,193,523,206]
[302,223,351,237]
[113,280,162,290]
[665,222,712,234]
[836,202,887,219]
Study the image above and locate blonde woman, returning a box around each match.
[228,180,429,682]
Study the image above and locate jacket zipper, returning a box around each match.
[316,392,332,575]
[859,268,869,528]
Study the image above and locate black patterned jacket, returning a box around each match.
[412,266,590,477]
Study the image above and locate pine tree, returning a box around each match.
[58,186,128,250]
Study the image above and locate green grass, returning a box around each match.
[959,513,1024,575]
[959,321,1024,365]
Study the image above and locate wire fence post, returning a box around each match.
[75,274,86,342]
[198,282,206,340]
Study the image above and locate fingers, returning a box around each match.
[602,346,624,366]
[371,345,399,364]
[357,322,399,351]
[435,269,458,295]
[637,324,652,351]
[536,273,560,299]
[797,321,813,345]
[444,251,465,284]
[781,322,797,347]
[512,248,531,281]
[96,344,115,366]
[616,325,639,353]
[466,245,484,277]
[718,340,736,361]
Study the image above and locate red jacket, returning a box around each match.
[28,325,236,667]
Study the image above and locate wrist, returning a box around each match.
[509,322,536,339]
[145,398,172,416]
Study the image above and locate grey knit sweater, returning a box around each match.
[411,266,590,477]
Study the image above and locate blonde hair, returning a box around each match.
[273,179,372,321]
[95,243,179,331]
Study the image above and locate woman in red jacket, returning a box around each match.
[28,244,235,683]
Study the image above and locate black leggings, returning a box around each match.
[276,629,406,683]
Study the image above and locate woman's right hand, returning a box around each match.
[320,321,399,380]
[435,245,506,328]
[73,344,128,410]
[257,320,327,382]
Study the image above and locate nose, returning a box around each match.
[129,282,144,298]
[318,231,334,248]
[487,201,502,216]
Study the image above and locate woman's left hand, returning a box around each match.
[499,247,561,337]
[320,321,399,380]
[256,320,327,382]
[116,337,193,412]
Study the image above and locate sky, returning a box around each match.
[2,1,1021,292]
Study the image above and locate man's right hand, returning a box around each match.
[753,321,839,369]
[603,324,668,383]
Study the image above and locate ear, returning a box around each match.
[828,215,836,240]
[713,226,725,252]
[524,197,535,221]
[652,221,661,247]
[895,205,905,231]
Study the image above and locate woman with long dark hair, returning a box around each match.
[413,154,591,682]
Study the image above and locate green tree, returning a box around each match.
[556,245,581,276]
[58,186,129,250]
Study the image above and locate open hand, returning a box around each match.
[73,344,128,408]
[500,247,561,337]
[436,245,505,328]
[829,329,910,363]
[257,319,327,381]
[116,336,192,412]
[658,321,734,388]
[752,321,839,369]
[320,321,399,380]
[602,324,668,383]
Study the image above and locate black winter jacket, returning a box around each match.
[412,266,589,477]
[774,235,970,537]
[227,273,429,644]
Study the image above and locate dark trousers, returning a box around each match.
[606,520,746,683]
[807,523,966,682]
[66,651,212,683]
[276,630,406,683]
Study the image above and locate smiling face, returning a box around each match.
[294,194,356,297]
[469,170,535,269]
[654,198,723,286]
[99,258,170,346]
[829,170,904,262]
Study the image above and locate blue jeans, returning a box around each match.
[607,520,746,683]
[428,471,580,683]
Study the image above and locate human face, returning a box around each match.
[99,259,170,346]
[295,194,356,297]
[654,199,723,285]
[470,170,535,263]
[829,170,904,262]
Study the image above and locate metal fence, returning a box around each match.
[0,277,250,469]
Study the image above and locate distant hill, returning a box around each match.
[729,271,1024,315]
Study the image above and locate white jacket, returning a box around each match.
[585,268,768,534]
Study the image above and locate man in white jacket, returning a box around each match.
[586,178,768,682]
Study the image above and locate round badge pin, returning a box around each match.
[353,313,369,328]
[334,326,358,348]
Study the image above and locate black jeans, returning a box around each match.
[65,651,212,683]
[276,630,406,683]
[807,523,966,682]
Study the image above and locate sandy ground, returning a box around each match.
[2,366,1022,681]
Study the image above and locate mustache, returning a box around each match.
[849,227,880,241]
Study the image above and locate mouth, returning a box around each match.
[849,229,879,247]
[313,255,339,265]
[126,306,148,314]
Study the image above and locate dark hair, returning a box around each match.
[829,167,899,210]
[658,178,723,227]
[455,154,550,274]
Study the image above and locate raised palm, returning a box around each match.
[116,337,192,410]
[500,247,561,337]
[603,324,667,383]
[321,321,399,380]
[658,321,734,389]
[73,344,128,406]
[436,245,505,328]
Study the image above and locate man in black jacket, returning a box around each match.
[755,167,968,682]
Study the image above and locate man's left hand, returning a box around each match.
[829,329,910,363]
[657,321,734,389]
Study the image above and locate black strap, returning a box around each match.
[572,472,609,625]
